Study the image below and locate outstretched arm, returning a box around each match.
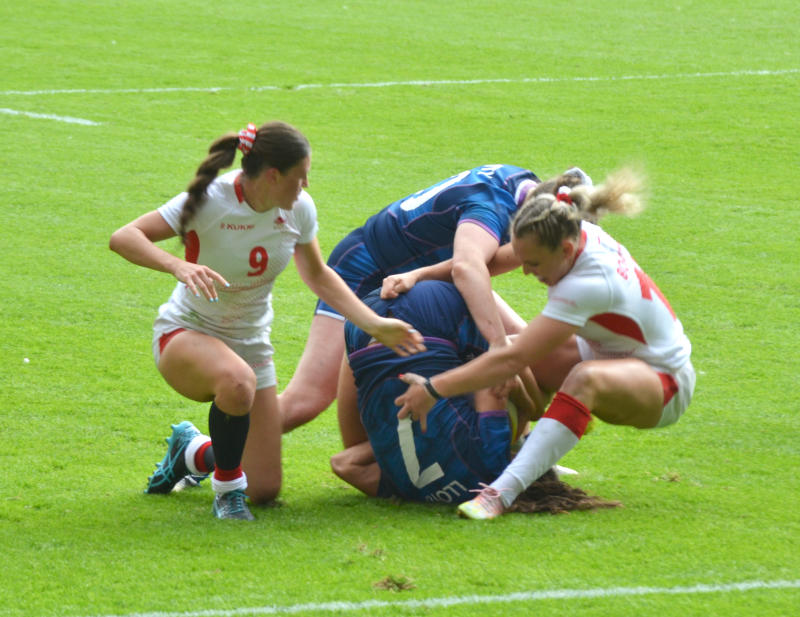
[294,239,425,356]
[395,315,577,430]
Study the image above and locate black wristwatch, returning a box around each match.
[423,378,443,400]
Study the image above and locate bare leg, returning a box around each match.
[330,441,381,496]
[157,330,258,510]
[493,290,527,335]
[279,314,345,433]
[158,330,256,414]
[491,358,665,506]
[529,336,582,395]
[563,358,664,428]
[336,354,368,448]
[241,386,282,504]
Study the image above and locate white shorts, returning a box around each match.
[152,316,277,390]
[576,336,695,428]
[655,359,695,428]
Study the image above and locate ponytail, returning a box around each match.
[513,167,644,250]
[178,133,238,239]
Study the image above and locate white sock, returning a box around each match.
[491,418,580,507]
[212,472,247,495]
[184,434,211,476]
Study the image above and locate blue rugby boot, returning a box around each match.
[212,489,254,521]
[145,421,202,494]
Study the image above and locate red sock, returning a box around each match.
[194,441,214,474]
[213,466,243,482]
[543,392,592,438]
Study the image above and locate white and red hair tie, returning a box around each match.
[555,185,573,205]
[237,122,257,155]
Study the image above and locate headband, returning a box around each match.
[237,122,257,155]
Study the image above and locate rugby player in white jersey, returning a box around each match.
[395,169,695,519]
[110,121,424,520]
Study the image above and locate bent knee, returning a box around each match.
[283,381,337,410]
[247,479,281,505]
[216,367,257,412]
[329,451,348,479]
[560,362,601,398]
[280,387,336,427]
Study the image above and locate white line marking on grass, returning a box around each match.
[79,579,800,617]
[2,68,797,97]
[0,107,100,125]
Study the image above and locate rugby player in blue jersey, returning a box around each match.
[280,164,545,432]
[329,280,543,503]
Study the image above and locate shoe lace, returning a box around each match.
[164,425,197,472]
[468,483,510,511]
[223,490,249,514]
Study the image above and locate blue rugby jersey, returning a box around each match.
[361,164,539,273]
[344,281,511,502]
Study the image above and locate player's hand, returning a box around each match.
[371,318,426,356]
[173,261,229,302]
[395,372,436,433]
[489,379,516,400]
[380,271,420,299]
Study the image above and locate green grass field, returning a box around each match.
[1,1,799,616]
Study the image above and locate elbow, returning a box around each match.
[450,258,481,286]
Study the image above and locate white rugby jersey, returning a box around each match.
[155,170,318,339]
[542,222,691,372]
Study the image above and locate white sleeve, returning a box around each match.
[156,192,188,233]
[542,269,612,327]
[294,191,319,244]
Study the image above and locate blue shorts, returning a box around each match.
[315,228,385,319]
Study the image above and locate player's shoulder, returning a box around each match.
[202,170,240,207]
[210,169,239,191]
[287,190,317,230]
[294,189,315,212]
[581,223,630,270]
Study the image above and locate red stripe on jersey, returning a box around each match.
[184,230,200,263]
[543,392,592,438]
[233,172,245,203]
[574,229,587,261]
[589,312,646,344]
[658,372,678,407]
[635,268,677,319]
